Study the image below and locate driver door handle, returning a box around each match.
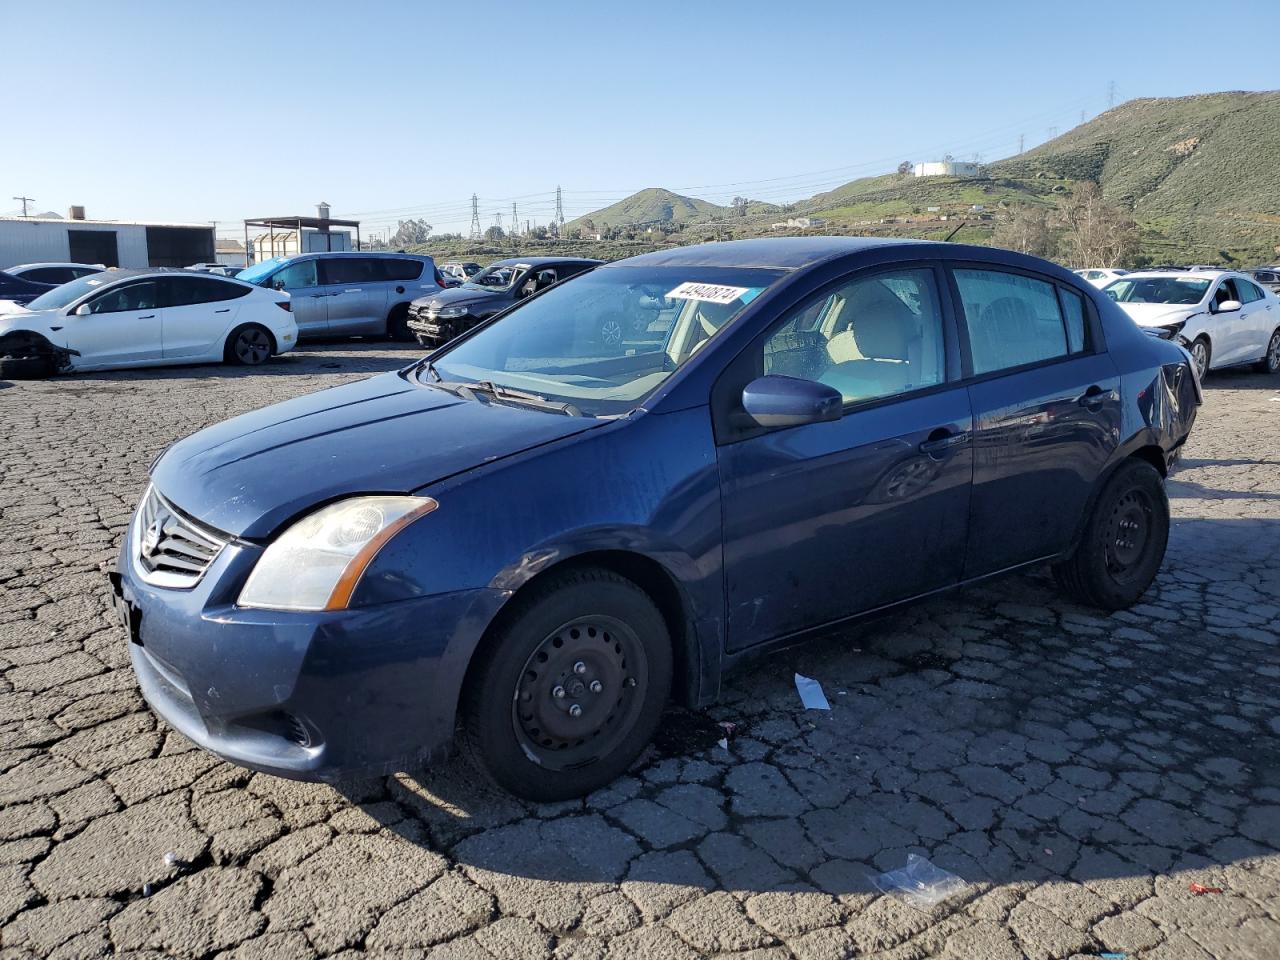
[138,314,155,319]
[343,288,362,293]
[919,430,970,455]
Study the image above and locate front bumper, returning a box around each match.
[407,309,467,348]
[111,515,496,781]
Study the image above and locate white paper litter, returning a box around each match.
[794,673,831,711]
[871,854,968,909]
[717,738,729,750]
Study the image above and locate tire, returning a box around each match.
[460,567,672,801]
[386,304,413,342]
[224,324,274,366]
[0,354,54,380]
[1052,459,1169,611]
[1254,328,1280,374]
[1189,336,1211,379]
[598,313,626,349]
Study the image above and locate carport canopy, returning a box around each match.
[244,215,362,262]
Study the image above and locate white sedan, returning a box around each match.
[0,269,297,379]
[1103,270,1280,378]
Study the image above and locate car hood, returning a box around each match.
[151,371,603,539]
[1116,303,1199,327]
[411,286,505,312]
[0,307,51,331]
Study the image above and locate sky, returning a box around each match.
[2,0,1276,241]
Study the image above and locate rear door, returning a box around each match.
[268,258,326,335]
[718,263,973,650]
[159,275,249,358]
[950,265,1121,577]
[64,279,164,367]
[1233,277,1273,361]
[322,257,383,335]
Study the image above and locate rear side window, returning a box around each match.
[1058,288,1088,353]
[381,258,425,281]
[24,267,74,284]
[162,276,249,306]
[954,269,1069,375]
[320,257,380,285]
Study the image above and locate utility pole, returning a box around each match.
[469,194,481,240]
[1108,80,1117,108]
[554,185,565,237]
[1080,109,1086,124]
[12,196,33,217]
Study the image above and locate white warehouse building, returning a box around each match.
[913,161,982,178]
[0,212,215,271]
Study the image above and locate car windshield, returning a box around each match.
[235,258,286,286]
[1104,276,1210,305]
[462,263,525,291]
[422,265,783,417]
[24,272,118,311]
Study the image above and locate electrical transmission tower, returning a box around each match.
[469,194,481,240]
[511,202,518,237]
[1108,80,1117,108]
[554,186,565,236]
[1018,133,1025,154]
[493,212,503,234]
[1047,126,1058,140]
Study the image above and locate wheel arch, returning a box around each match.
[1063,442,1169,559]
[460,549,709,715]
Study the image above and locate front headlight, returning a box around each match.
[238,496,438,611]
[435,305,469,319]
[1156,320,1187,340]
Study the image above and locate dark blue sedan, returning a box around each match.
[0,269,56,306]
[111,238,1200,800]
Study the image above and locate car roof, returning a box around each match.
[8,262,102,271]
[288,251,431,259]
[1118,270,1231,281]
[489,256,603,268]
[605,236,936,271]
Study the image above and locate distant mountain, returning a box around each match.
[567,187,778,231]
[566,91,1280,262]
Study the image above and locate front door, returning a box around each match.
[950,266,1122,577]
[269,258,327,336]
[718,265,972,651]
[65,278,164,367]
[322,257,383,335]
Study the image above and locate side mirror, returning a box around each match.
[74,304,92,317]
[741,375,843,428]
[1214,299,1241,313]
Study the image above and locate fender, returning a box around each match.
[0,329,79,373]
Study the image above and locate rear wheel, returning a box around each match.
[1189,336,1211,379]
[1052,459,1169,610]
[460,568,672,801]
[1254,328,1280,374]
[225,324,273,366]
[386,304,413,342]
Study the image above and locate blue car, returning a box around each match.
[0,269,57,307]
[111,238,1200,800]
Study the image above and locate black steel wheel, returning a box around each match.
[226,325,273,366]
[1052,459,1169,610]
[461,567,671,800]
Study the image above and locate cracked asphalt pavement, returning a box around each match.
[2,342,1278,959]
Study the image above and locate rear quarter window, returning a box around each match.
[382,258,427,281]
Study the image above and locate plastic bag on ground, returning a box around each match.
[794,673,831,710]
[871,854,968,909]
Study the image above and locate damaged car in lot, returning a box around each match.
[406,256,601,348]
[0,269,297,378]
[111,237,1200,801]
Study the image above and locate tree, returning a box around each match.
[732,196,749,217]
[484,225,505,241]
[897,160,913,176]
[1056,182,1139,268]
[993,205,1056,259]
[390,218,432,247]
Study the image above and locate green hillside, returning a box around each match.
[560,91,1280,264]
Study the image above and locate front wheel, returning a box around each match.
[386,305,413,342]
[0,353,54,380]
[1052,459,1169,610]
[225,324,274,366]
[460,568,672,801]
[1255,328,1280,374]
[1189,336,1211,379]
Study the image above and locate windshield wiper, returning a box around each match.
[460,380,585,417]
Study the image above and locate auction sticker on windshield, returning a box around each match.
[666,282,752,304]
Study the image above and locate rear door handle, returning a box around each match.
[1078,385,1107,410]
[919,430,970,455]
[138,314,155,319]
[343,288,362,293]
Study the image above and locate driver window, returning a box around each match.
[87,280,158,315]
[760,268,946,404]
[271,259,318,291]
[1214,280,1239,308]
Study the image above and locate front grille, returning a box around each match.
[134,486,227,588]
